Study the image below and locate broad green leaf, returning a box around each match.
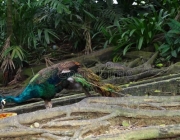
[168,30,180,34]
[137,37,144,50]
[158,44,168,49]
[168,19,180,30]
[174,38,180,44]
[57,4,63,13]
[171,50,177,57]
[63,6,71,14]
[159,45,170,54]
[27,0,31,7]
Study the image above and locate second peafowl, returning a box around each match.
[0,61,121,111]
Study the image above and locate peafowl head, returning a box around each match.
[1,99,6,111]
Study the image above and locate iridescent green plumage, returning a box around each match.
[0,61,121,111]
[0,61,81,109]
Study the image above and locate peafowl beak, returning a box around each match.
[1,99,6,112]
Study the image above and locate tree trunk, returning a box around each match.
[6,0,13,37]
[84,22,92,54]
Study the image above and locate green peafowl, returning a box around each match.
[0,61,81,110]
[0,61,121,111]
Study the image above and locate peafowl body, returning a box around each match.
[0,61,81,109]
[0,61,121,111]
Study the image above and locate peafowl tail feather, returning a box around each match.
[73,68,121,97]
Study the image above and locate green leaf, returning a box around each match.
[156,63,163,67]
[38,29,42,41]
[129,29,136,36]
[148,31,152,38]
[122,120,130,127]
[92,32,101,39]
[16,50,23,61]
[171,50,177,57]
[141,28,145,34]
[46,29,59,39]
[168,19,180,30]
[103,40,108,48]
[109,36,114,44]
[137,37,144,50]
[159,44,167,49]
[57,4,63,13]
[174,38,180,44]
[154,90,161,93]
[123,43,134,55]
[33,36,37,48]
[11,49,16,59]
[83,9,96,19]
[168,30,180,34]
[44,29,50,44]
[159,44,170,54]
[165,34,174,45]
[121,30,129,38]
[27,0,31,7]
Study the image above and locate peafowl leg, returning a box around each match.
[44,100,52,109]
[82,86,92,97]
[1,99,6,112]
[1,106,4,112]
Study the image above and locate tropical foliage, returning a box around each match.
[159,19,180,60]
[0,0,180,70]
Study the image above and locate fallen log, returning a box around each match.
[1,96,180,139]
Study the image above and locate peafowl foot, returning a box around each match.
[44,100,52,109]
